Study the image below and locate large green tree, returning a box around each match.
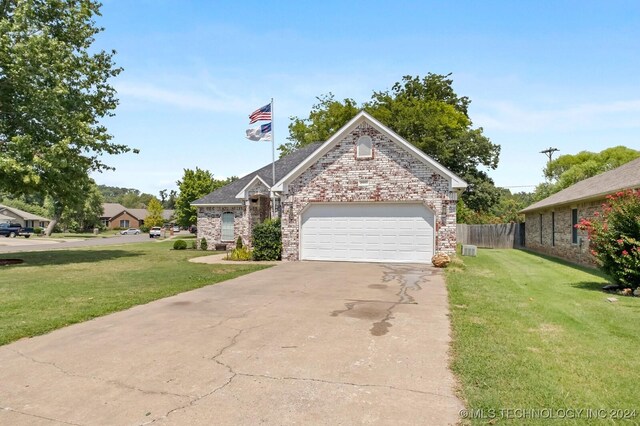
[55,179,104,231]
[174,168,231,227]
[283,74,501,211]
[0,0,133,235]
[533,146,640,201]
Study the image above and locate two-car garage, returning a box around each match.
[300,203,435,264]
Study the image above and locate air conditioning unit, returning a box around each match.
[462,245,477,257]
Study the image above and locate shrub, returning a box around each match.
[252,218,281,261]
[191,240,197,250]
[577,189,640,288]
[140,225,150,233]
[228,246,252,261]
[200,237,208,251]
[236,236,243,249]
[173,239,187,250]
[33,227,43,235]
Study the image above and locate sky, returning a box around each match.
[90,0,640,196]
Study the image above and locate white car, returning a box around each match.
[120,228,141,235]
[172,226,180,232]
[149,227,162,238]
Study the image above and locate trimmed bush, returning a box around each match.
[229,246,252,261]
[252,218,281,261]
[236,236,243,249]
[578,189,640,288]
[200,237,208,251]
[140,225,150,233]
[33,227,43,235]
[173,239,187,250]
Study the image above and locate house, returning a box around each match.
[0,204,51,228]
[520,157,640,265]
[192,111,467,263]
[100,203,175,229]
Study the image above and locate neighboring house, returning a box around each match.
[192,111,467,263]
[520,157,640,266]
[100,203,175,229]
[0,204,51,228]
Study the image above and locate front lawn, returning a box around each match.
[0,242,269,345]
[447,249,639,425]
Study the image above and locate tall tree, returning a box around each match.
[175,168,222,227]
[57,179,104,231]
[284,74,501,211]
[0,0,133,235]
[144,197,164,228]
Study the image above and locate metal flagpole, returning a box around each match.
[271,98,276,218]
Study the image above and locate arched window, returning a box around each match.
[221,212,234,241]
[357,136,373,158]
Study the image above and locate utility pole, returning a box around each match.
[540,147,559,163]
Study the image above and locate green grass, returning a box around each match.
[0,242,269,345]
[447,249,639,425]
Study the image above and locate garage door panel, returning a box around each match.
[301,203,434,263]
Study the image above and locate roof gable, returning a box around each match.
[521,157,640,213]
[192,142,323,206]
[271,111,467,192]
[0,204,51,221]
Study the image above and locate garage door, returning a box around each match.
[300,203,434,263]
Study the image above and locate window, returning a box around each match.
[571,208,578,244]
[551,212,555,246]
[356,136,373,158]
[221,212,234,241]
[120,219,129,228]
[539,214,543,245]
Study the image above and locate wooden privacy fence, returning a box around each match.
[456,223,525,249]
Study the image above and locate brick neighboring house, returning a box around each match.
[192,111,467,263]
[100,203,175,229]
[520,157,640,266]
[0,204,51,228]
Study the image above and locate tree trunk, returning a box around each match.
[44,205,64,237]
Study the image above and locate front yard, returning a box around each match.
[447,249,639,425]
[0,242,269,345]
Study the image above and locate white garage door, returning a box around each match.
[300,203,434,263]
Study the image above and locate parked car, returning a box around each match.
[0,223,33,238]
[189,225,197,234]
[172,226,180,232]
[149,227,162,238]
[120,228,141,235]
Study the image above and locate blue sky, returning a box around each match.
[91,0,640,196]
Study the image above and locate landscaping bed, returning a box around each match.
[446,249,639,425]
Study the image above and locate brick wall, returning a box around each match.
[196,205,255,250]
[524,199,602,266]
[280,122,458,261]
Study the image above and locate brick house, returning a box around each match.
[520,157,640,266]
[100,203,175,229]
[192,111,467,263]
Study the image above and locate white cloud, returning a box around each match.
[115,81,254,114]
[473,99,640,132]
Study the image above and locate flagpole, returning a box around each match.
[271,98,275,218]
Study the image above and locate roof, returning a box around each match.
[0,213,15,221]
[102,203,127,218]
[521,157,640,213]
[192,142,324,205]
[272,111,467,192]
[0,204,51,221]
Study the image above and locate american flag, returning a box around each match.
[249,103,272,124]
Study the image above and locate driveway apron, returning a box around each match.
[0,261,463,425]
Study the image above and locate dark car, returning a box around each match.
[189,225,197,234]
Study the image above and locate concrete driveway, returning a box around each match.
[0,261,463,425]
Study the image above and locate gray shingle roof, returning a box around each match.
[0,204,51,221]
[521,157,640,213]
[193,143,323,205]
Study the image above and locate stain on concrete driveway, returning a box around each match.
[0,261,463,425]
